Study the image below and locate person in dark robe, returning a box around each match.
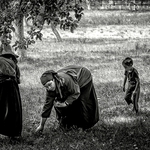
[0,44,22,137]
[36,65,99,132]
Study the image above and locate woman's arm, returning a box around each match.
[36,91,55,132]
[64,75,80,105]
[54,81,80,108]
[36,117,47,132]
[41,91,55,117]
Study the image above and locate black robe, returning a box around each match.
[0,57,22,137]
[41,65,99,129]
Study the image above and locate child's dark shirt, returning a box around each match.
[124,67,140,85]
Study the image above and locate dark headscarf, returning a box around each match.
[40,70,57,85]
[0,44,19,58]
[0,44,19,64]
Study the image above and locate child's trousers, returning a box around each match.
[124,83,140,113]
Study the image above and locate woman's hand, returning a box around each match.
[54,101,67,107]
[35,118,47,133]
[35,125,44,133]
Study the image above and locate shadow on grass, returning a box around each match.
[0,81,150,149]
[94,82,150,149]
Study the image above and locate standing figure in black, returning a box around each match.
[0,44,22,138]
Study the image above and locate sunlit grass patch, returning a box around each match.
[107,116,137,124]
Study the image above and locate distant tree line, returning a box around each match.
[84,0,150,10]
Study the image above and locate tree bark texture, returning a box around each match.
[51,22,62,42]
[15,13,26,59]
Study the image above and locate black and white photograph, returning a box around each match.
[0,0,150,149]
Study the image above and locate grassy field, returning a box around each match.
[0,10,150,150]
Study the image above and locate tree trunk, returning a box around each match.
[109,0,113,9]
[129,0,136,10]
[99,0,103,6]
[14,13,26,60]
[86,0,91,10]
[51,22,62,42]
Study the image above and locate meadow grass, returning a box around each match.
[0,10,150,150]
[80,10,150,27]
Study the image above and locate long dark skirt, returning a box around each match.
[55,80,99,129]
[0,80,22,137]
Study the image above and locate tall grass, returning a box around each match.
[80,10,150,27]
[0,10,150,150]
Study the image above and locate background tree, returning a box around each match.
[85,0,91,10]
[0,0,84,59]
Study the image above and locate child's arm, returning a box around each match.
[123,76,127,92]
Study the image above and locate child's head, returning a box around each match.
[122,57,133,70]
[122,57,133,67]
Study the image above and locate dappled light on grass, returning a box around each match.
[101,104,137,124]
[140,106,150,113]
[107,116,136,124]
[2,10,149,150]
[17,41,150,149]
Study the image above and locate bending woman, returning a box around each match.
[36,65,99,131]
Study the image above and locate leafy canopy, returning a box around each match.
[0,0,84,50]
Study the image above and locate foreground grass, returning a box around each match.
[1,11,150,150]
[0,38,149,150]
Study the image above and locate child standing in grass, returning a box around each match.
[122,57,140,113]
